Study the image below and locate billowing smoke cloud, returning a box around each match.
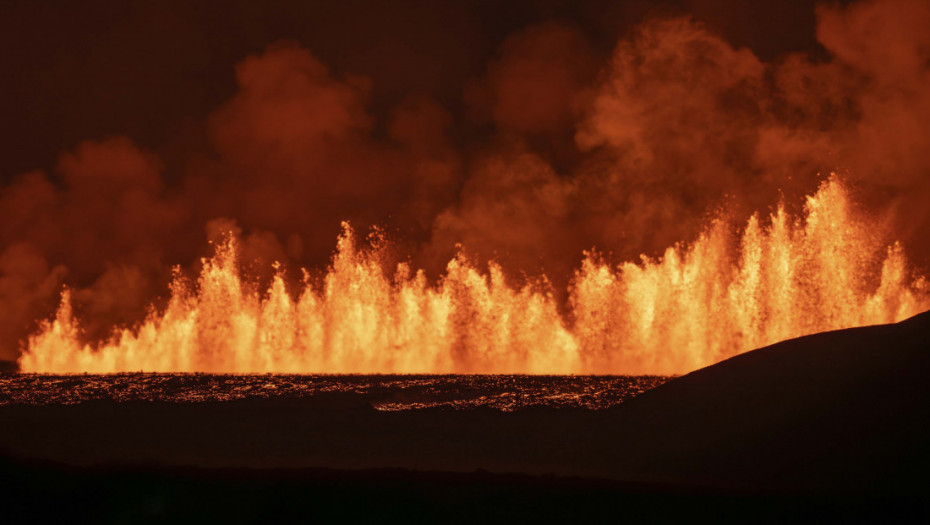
[0,138,186,347]
[1,0,929,360]
[465,23,598,145]
[195,42,461,265]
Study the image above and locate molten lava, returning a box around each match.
[19,178,929,374]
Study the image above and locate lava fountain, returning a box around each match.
[19,177,929,374]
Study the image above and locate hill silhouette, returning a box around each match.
[580,309,930,490]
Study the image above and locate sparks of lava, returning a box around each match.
[19,177,930,374]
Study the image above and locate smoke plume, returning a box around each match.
[2,0,930,361]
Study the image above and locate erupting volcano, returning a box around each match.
[4,0,930,519]
[3,0,930,377]
[20,177,929,374]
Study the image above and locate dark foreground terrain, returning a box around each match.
[1,311,929,521]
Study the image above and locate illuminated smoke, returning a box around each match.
[20,178,928,374]
[4,0,930,367]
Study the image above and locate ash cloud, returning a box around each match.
[1,0,930,359]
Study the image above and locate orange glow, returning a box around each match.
[19,177,929,374]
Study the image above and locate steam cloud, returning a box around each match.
[1,0,929,360]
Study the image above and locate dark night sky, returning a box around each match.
[1,0,828,179]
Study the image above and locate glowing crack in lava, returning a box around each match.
[19,178,930,374]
